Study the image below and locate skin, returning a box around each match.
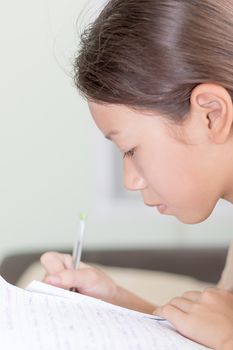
[41,83,233,349]
[88,83,233,224]
[155,289,233,350]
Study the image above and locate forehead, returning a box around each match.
[88,101,139,123]
[88,101,165,134]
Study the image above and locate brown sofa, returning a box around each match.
[0,247,228,286]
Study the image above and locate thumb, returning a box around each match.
[40,252,73,275]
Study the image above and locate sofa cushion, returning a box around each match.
[17,261,212,305]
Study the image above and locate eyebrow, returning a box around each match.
[105,130,120,140]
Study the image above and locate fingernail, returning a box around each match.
[47,275,61,285]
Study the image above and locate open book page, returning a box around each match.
[27,279,165,320]
[0,276,211,350]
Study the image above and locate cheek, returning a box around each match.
[137,146,219,223]
[139,146,191,194]
[148,160,217,223]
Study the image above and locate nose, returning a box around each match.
[123,157,147,191]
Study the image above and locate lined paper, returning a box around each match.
[0,276,211,350]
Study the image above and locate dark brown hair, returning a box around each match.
[74,0,233,121]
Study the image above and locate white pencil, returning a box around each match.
[70,212,86,292]
[72,212,86,269]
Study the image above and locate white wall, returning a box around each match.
[0,0,232,263]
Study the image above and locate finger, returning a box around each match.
[44,268,98,291]
[156,304,188,330]
[169,296,194,313]
[182,290,202,301]
[42,259,92,284]
[40,252,73,274]
[79,262,91,269]
[203,286,220,293]
[42,273,49,282]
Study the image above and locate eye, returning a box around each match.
[123,148,135,159]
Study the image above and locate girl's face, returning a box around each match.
[88,101,224,224]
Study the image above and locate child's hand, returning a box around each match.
[155,288,233,350]
[40,251,119,304]
[40,251,156,314]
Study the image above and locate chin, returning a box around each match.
[175,208,214,225]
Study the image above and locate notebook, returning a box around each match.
[0,276,211,349]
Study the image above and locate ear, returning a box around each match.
[189,83,233,143]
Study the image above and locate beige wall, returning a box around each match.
[0,0,232,263]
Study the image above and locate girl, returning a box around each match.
[41,1,233,349]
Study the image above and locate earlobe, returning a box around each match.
[190,84,233,144]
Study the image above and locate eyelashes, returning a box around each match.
[123,148,135,159]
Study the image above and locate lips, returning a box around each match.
[145,202,167,213]
[145,203,163,207]
[156,204,167,213]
